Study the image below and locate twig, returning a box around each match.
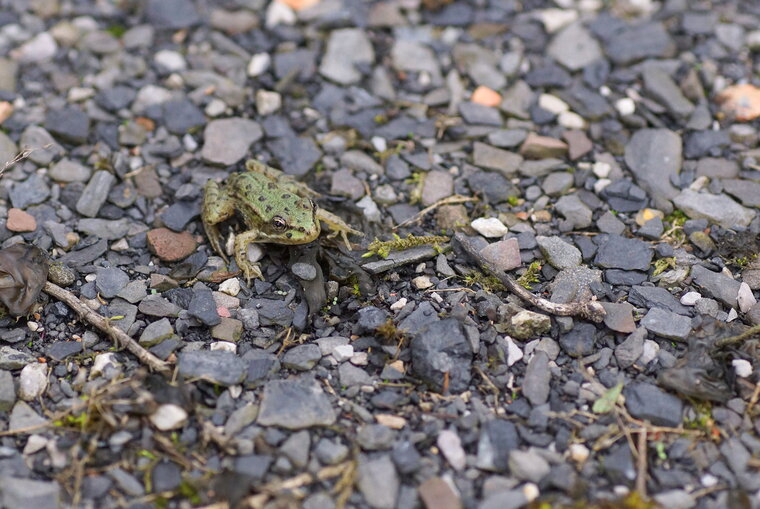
[454,233,607,323]
[635,427,648,497]
[394,194,477,230]
[43,281,170,374]
[714,323,760,348]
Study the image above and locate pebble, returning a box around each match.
[479,238,522,272]
[257,379,336,429]
[255,90,282,116]
[437,430,466,470]
[149,404,188,431]
[680,291,702,306]
[732,359,752,378]
[76,171,115,218]
[509,449,551,483]
[471,217,508,238]
[623,382,683,427]
[536,235,581,270]
[673,190,756,229]
[411,319,472,393]
[146,228,197,262]
[6,208,36,232]
[18,363,48,401]
[641,308,692,340]
[49,158,92,182]
[319,28,374,85]
[418,477,461,509]
[357,455,399,509]
[522,351,550,405]
[177,351,246,386]
[202,118,263,166]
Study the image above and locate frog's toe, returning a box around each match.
[240,262,263,283]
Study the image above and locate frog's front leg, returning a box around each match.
[316,209,363,250]
[202,181,236,262]
[233,231,264,282]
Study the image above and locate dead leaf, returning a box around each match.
[0,244,50,316]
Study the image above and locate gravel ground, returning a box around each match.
[0,0,759,507]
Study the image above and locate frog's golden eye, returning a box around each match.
[271,216,288,231]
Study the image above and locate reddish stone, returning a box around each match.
[6,208,37,232]
[471,86,501,107]
[479,237,521,272]
[519,132,568,159]
[715,84,760,122]
[418,477,462,509]
[562,130,593,160]
[147,228,196,261]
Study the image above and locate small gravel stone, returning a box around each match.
[45,106,89,144]
[139,318,176,347]
[147,228,197,261]
[257,379,336,429]
[624,382,683,427]
[357,454,399,509]
[18,363,48,401]
[536,236,581,270]
[319,28,374,85]
[471,217,508,238]
[177,351,246,386]
[149,404,188,431]
[437,429,466,470]
[673,190,756,229]
[49,158,91,183]
[509,449,551,483]
[554,194,593,230]
[479,238,522,272]
[76,171,116,218]
[641,308,692,340]
[210,317,243,343]
[282,344,322,371]
[6,208,36,232]
[594,235,653,271]
[202,118,263,166]
[690,265,741,308]
[411,319,472,393]
[522,351,550,405]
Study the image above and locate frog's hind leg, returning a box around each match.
[202,180,235,261]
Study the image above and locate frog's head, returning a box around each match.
[258,197,321,245]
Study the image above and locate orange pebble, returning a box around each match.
[471,86,501,107]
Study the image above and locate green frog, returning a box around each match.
[202,159,361,281]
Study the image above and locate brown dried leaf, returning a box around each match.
[0,244,50,316]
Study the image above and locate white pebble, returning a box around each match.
[266,1,296,27]
[638,340,660,366]
[390,298,407,311]
[471,217,509,238]
[522,483,539,503]
[680,291,702,306]
[91,352,120,378]
[371,136,387,152]
[150,404,188,431]
[558,111,586,129]
[737,282,757,314]
[218,278,241,297]
[569,443,590,464]
[247,53,271,77]
[19,363,48,401]
[727,308,738,322]
[505,336,524,367]
[333,344,354,362]
[615,97,636,116]
[350,352,368,366]
[593,178,611,194]
[357,196,382,223]
[210,341,237,353]
[412,275,434,290]
[11,32,58,63]
[538,93,569,114]
[154,50,187,72]
[732,359,752,378]
[27,321,40,332]
[592,161,612,178]
[701,474,719,487]
[205,98,227,117]
[538,8,578,33]
[255,89,282,116]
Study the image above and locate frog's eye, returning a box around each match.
[271,216,288,231]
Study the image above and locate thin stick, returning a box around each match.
[454,233,607,322]
[714,323,760,348]
[43,281,170,374]
[635,427,648,497]
[394,195,477,230]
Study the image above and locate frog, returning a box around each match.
[202,159,361,281]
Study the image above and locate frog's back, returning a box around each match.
[230,171,316,227]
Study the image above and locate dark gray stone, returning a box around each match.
[95,267,130,299]
[45,106,89,144]
[605,22,674,64]
[177,351,247,386]
[559,323,596,357]
[624,382,683,427]
[628,285,690,315]
[188,289,221,326]
[163,100,206,135]
[624,129,681,212]
[594,235,653,271]
[257,378,336,429]
[411,318,472,393]
[145,0,200,29]
[690,265,741,308]
[476,418,519,472]
[641,308,692,340]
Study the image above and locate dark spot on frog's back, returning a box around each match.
[286,233,292,238]
[267,182,275,190]
[282,193,291,199]
[259,196,266,201]
[266,205,272,212]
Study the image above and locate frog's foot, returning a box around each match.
[234,231,263,283]
[202,222,228,263]
[317,209,363,250]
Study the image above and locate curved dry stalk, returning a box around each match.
[454,233,607,323]
[43,281,170,374]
